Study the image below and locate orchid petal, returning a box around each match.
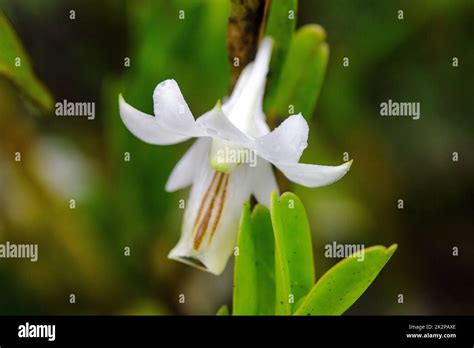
[226,38,273,134]
[251,75,271,137]
[253,117,271,138]
[165,138,211,192]
[255,113,308,163]
[250,158,278,207]
[222,60,270,139]
[275,160,353,188]
[153,79,206,137]
[119,94,191,145]
[222,62,254,115]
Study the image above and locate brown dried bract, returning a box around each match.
[227,0,271,92]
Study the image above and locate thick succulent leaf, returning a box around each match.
[216,305,230,316]
[263,0,297,112]
[270,192,315,314]
[0,12,53,113]
[233,203,275,315]
[269,24,328,120]
[295,244,398,315]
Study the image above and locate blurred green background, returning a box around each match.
[0,0,472,315]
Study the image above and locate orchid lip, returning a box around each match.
[192,171,229,251]
[175,256,207,270]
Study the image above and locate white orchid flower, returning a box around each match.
[118,37,352,275]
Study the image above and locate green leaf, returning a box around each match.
[268,24,328,121]
[271,192,315,315]
[0,12,53,113]
[216,305,230,316]
[263,0,297,112]
[233,202,275,315]
[295,244,398,316]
